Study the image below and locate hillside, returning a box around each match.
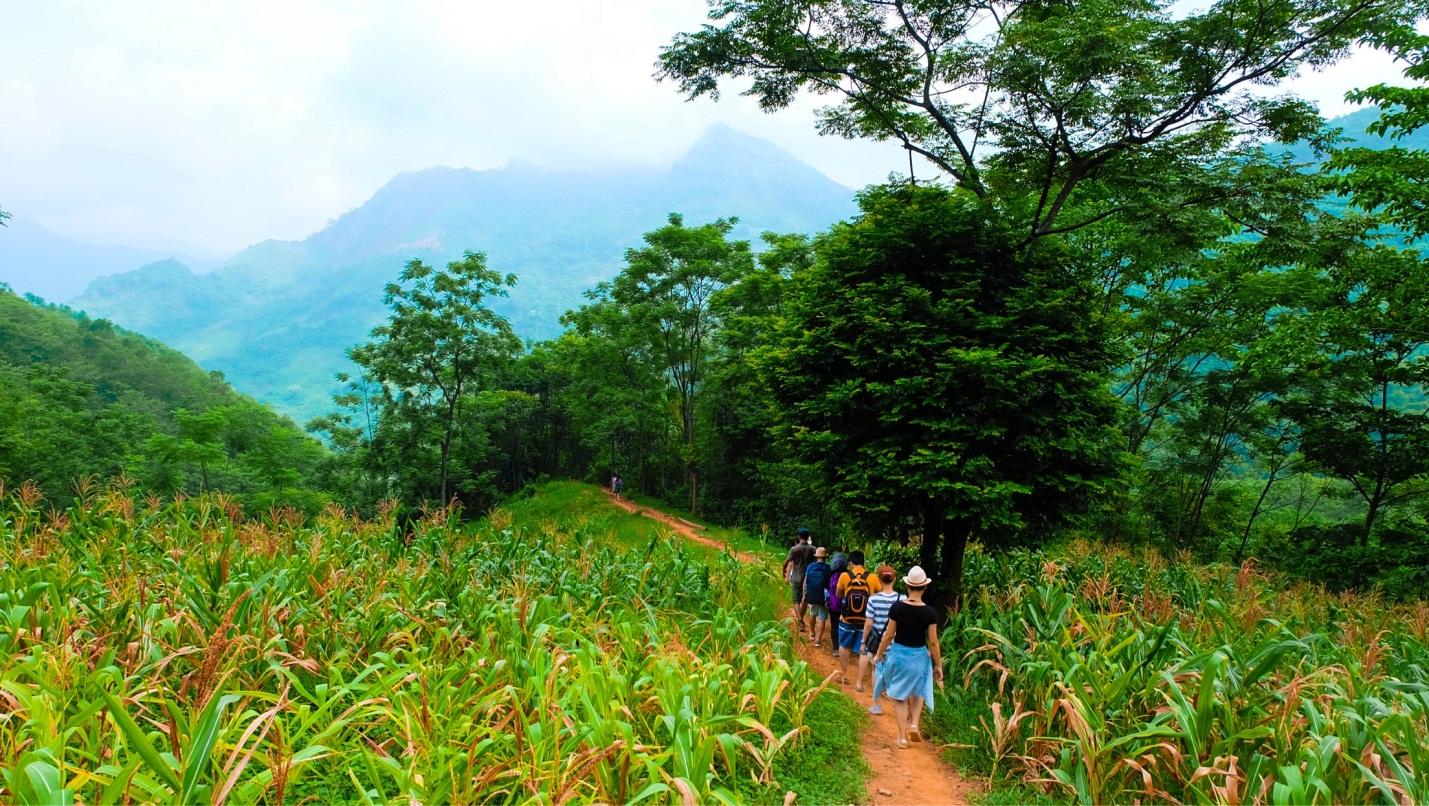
[70,125,858,422]
[0,289,327,506]
[0,215,211,304]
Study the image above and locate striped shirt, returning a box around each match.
[866,590,904,633]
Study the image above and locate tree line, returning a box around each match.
[311,1,1429,602]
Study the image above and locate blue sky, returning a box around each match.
[0,0,1404,256]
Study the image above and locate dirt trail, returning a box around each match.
[605,490,978,806]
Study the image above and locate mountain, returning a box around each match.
[71,125,858,422]
[0,215,220,303]
[0,289,327,506]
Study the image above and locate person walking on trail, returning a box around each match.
[802,547,832,648]
[859,564,903,704]
[782,528,816,629]
[835,550,883,683]
[871,565,943,748]
[825,552,849,658]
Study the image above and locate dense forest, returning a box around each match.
[0,287,329,509]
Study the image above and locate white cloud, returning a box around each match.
[0,0,1406,255]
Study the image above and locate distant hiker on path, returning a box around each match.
[871,565,943,748]
[783,528,816,630]
[859,564,903,702]
[835,550,882,683]
[611,474,623,499]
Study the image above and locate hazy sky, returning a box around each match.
[0,0,1405,256]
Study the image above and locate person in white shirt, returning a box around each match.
[859,564,903,707]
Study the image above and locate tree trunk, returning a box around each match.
[939,518,972,614]
[1236,470,1278,565]
[439,433,452,504]
[688,466,700,515]
[1362,488,1384,547]
[919,502,942,575]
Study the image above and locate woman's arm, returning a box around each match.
[927,622,944,687]
[874,617,896,663]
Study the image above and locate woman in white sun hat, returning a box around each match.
[870,565,943,747]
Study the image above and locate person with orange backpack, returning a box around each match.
[834,550,883,683]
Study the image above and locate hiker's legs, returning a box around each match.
[909,695,925,735]
[891,697,910,744]
[857,651,871,691]
[837,622,860,680]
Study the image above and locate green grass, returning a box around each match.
[513,481,876,804]
[764,691,871,805]
[506,481,788,622]
[621,488,783,559]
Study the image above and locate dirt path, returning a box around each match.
[605,490,978,806]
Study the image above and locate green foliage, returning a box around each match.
[0,480,846,804]
[327,252,523,510]
[1270,522,1429,600]
[0,290,327,508]
[936,539,1429,804]
[767,184,1122,597]
[659,0,1413,240]
[1330,31,1429,240]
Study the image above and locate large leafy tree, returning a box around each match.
[659,0,1417,241]
[350,252,520,505]
[769,185,1122,603]
[578,215,756,514]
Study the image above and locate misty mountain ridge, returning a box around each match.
[70,125,859,422]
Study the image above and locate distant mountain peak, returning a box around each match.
[674,125,850,193]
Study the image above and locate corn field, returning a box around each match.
[945,539,1429,804]
[0,479,821,804]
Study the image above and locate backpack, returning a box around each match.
[826,569,846,612]
[841,570,872,623]
[804,562,830,605]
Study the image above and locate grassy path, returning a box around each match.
[604,489,978,806]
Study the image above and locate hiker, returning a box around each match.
[782,528,816,628]
[825,552,849,657]
[870,565,943,747]
[610,473,620,498]
[859,564,903,703]
[613,475,623,497]
[835,550,883,682]
[802,547,832,647]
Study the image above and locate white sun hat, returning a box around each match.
[904,565,931,588]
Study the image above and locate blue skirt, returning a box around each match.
[874,643,935,711]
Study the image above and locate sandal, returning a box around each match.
[909,728,923,743]
[896,738,910,749]
[813,641,822,648]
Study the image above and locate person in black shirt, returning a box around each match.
[870,565,944,747]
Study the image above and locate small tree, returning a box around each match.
[768,185,1122,604]
[1284,245,1429,542]
[350,252,520,505]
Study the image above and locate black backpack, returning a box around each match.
[842,570,871,623]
